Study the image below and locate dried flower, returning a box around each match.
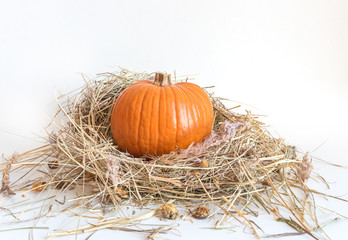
[178,121,246,158]
[191,206,210,219]
[179,130,219,158]
[220,121,246,140]
[105,155,122,188]
[297,152,313,182]
[159,203,179,219]
[1,153,18,195]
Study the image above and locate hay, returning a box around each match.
[0,69,343,239]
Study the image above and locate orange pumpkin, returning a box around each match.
[110,72,214,157]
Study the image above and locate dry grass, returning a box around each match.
[0,69,345,239]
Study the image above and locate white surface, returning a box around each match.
[0,0,348,239]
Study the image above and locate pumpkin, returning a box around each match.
[110,72,214,157]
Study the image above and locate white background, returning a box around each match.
[0,0,347,239]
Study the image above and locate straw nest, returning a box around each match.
[1,69,332,239]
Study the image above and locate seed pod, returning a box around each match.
[191,206,210,219]
[159,203,179,220]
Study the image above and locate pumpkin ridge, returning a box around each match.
[176,84,200,144]
[180,84,207,141]
[126,84,150,156]
[195,84,214,136]
[113,84,140,153]
[112,85,132,121]
[168,85,179,150]
[143,85,158,155]
[181,83,213,136]
[172,85,191,149]
[185,85,203,142]
[136,84,153,156]
[146,85,157,154]
[123,85,146,154]
[159,87,167,154]
[155,87,162,155]
[175,85,194,147]
[149,85,160,155]
[191,84,213,112]
[163,85,176,153]
[185,84,210,143]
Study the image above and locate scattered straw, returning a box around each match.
[0,69,346,239]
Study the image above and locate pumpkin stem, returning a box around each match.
[154,72,172,86]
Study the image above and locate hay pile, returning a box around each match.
[0,69,337,239]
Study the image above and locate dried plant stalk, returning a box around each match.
[0,153,18,195]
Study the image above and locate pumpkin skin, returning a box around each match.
[110,73,213,157]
